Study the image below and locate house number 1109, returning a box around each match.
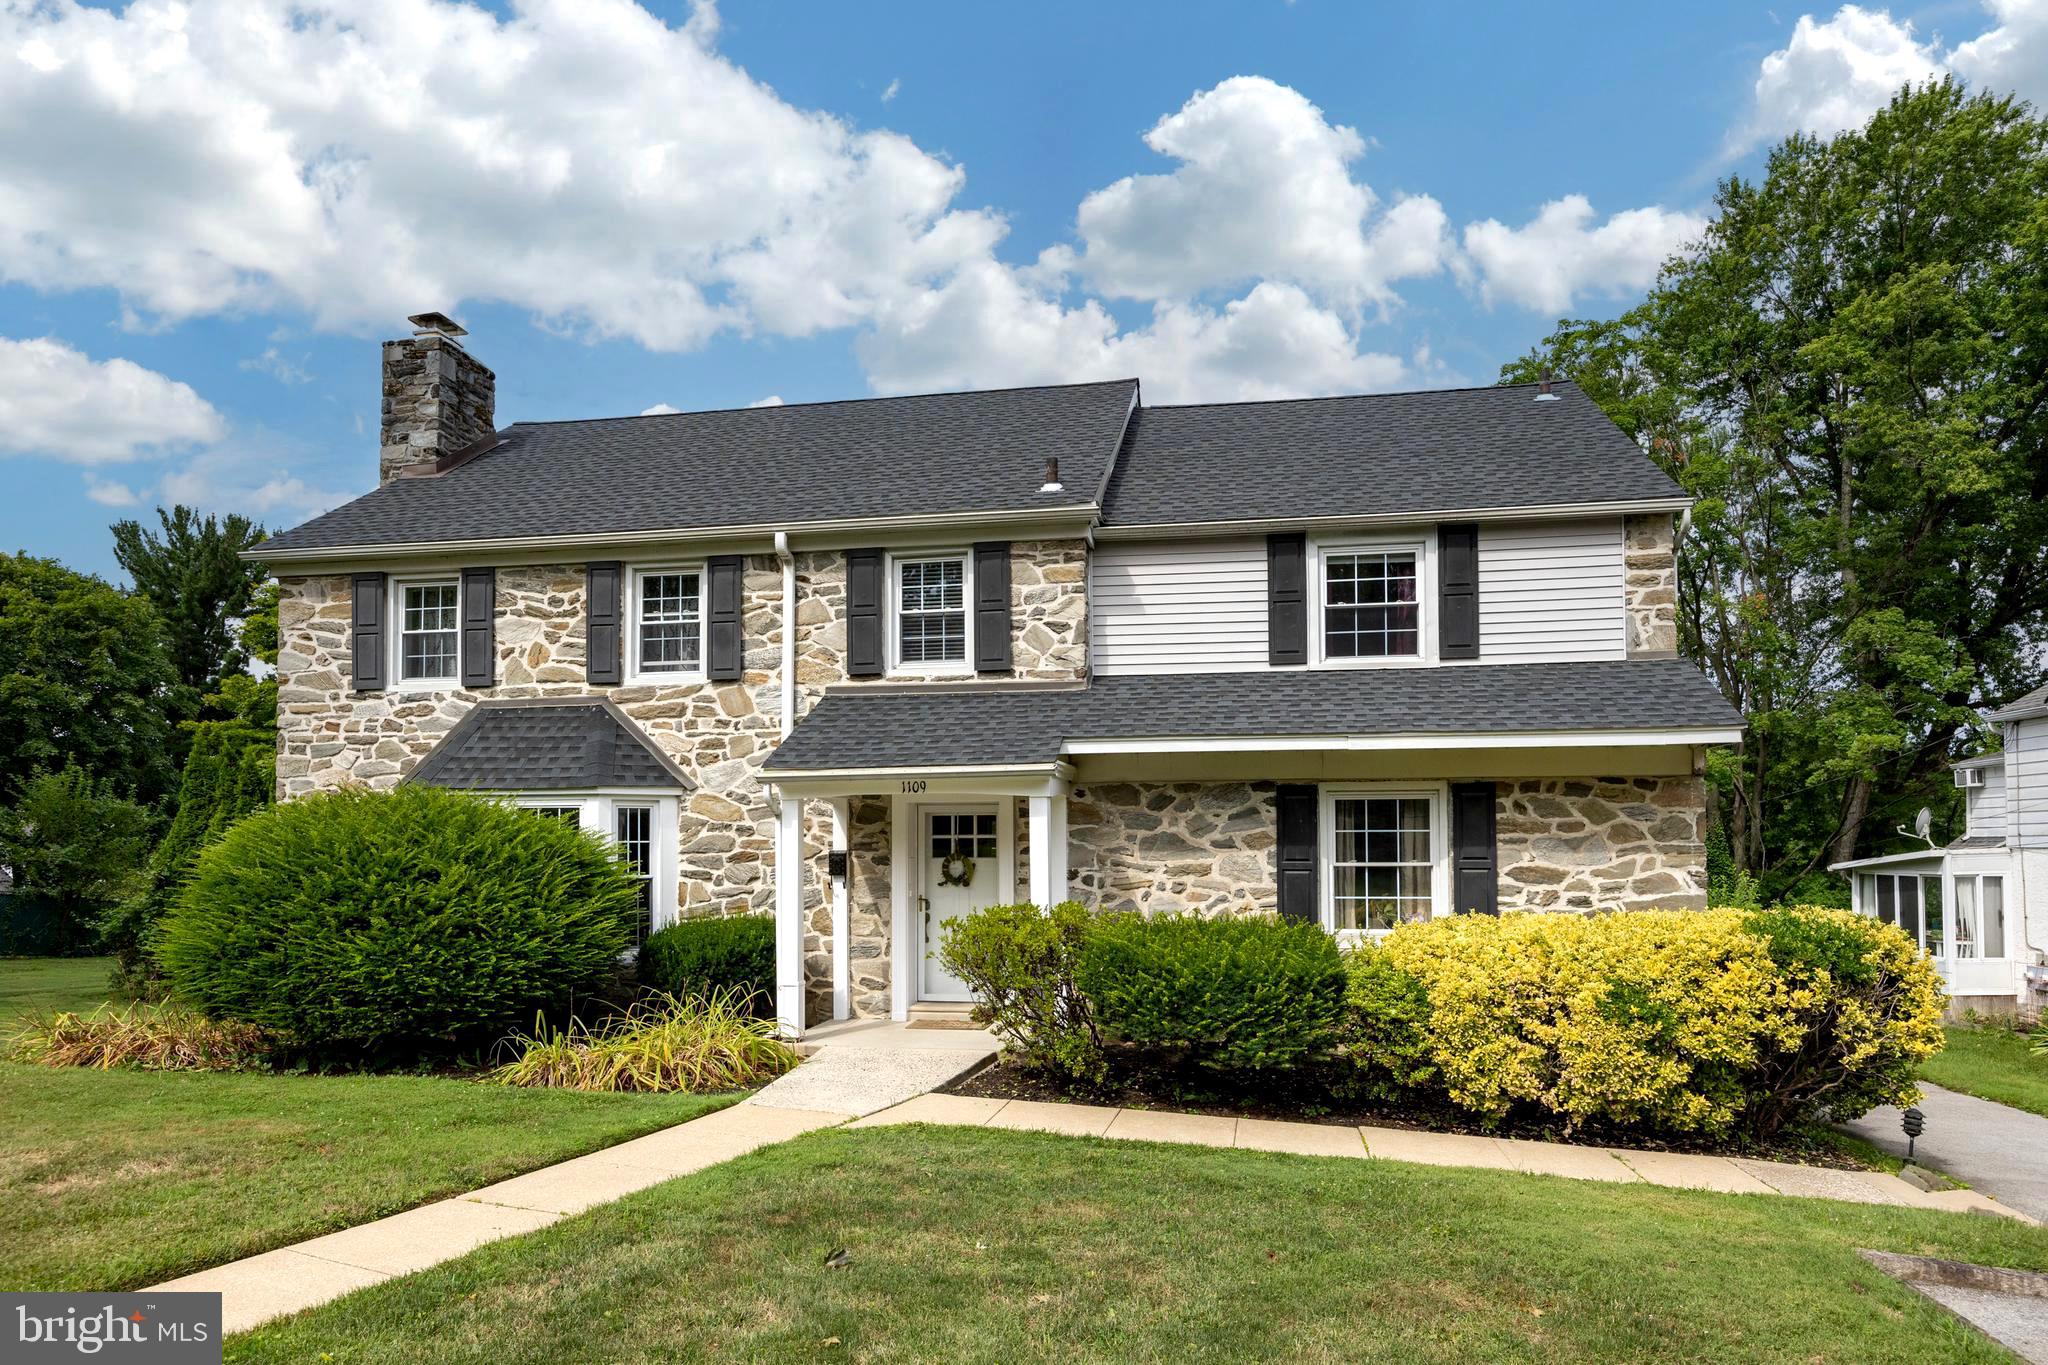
[900,780,928,794]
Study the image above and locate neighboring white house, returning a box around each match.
[1833,683,2048,1017]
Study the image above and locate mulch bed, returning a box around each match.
[945,1057,1876,1170]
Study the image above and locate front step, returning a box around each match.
[906,1001,977,1025]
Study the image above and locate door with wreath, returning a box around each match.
[918,807,999,1002]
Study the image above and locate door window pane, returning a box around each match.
[1875,876,1894,926]
[1896,876,1922,945]
[1953,878,1977,959]
[1921,877,1942,955]
[1330,796,1432,931]
[1983,877,2006,958]
[1324,551,1419,659]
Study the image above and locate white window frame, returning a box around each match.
[391,575,462,690]
[1309,533,1436,669]
[1947,869,2009,962]
[508,793,681,937]
[888,549,974,675]
[626,563,707,685]
[1318,781,1450,943]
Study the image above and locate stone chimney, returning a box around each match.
[380,312,496,484]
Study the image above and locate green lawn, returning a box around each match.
[0,956,117,1024]
[231,1126,2048,1365]
[1921,1023,2048,1118]
[0,1065,739,1291]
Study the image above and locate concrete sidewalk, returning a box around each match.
[1844,1083,2048,1224]
[147,1100,847,1334]
[856,1093,2040,1219]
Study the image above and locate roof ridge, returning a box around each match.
[1143,379,1573,412]
[506,377,1141,428]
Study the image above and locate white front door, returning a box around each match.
[918,805,1001,1002]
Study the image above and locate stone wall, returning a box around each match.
[1496,776,1707,911]
[1067,781,1280,915]
[1623,513,1679,658]
[276,561,786,918]
[380,333,495,484]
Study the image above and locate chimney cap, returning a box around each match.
[407,311,468,339]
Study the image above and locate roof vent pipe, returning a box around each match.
[1534,366,1561,402]
[1040,457,1064,494]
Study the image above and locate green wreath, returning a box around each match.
[938,853,976,888]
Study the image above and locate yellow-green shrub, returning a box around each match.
[1365,906,1943,1138]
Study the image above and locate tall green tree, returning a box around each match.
[0,767,157,954]
[0,554,177,803]
[1506,80,2048,897]
[111,505,268,713]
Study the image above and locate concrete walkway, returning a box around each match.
[856,1093,2039,1219]
[1844,1083,2048,1224]
[753,1016,1000,1117]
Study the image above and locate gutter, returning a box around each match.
[245,503,1102,567]
[1089,495,1693,541]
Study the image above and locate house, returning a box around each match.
[1833,684,2048,1017]
[254,313,1745,1035]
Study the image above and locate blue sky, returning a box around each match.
[3,0,2042,577]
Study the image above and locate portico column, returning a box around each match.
[772,789,804,1038]
[1027,791,1068,906]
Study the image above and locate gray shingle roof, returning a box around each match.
[1946,834,2006,850]
[261,380,1138,554]
[1099,381,1683,528]
[407,699,690,790]
[1989,681,2048,720]
[764,660,1742,771]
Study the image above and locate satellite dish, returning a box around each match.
[1914,807,1933,844]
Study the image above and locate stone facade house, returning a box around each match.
[256,314,1745,1035]
[1833,682,2048,1017]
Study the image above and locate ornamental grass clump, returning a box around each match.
[489,991,799,1092]
[157,785,642,1061]
[9,1003,272,1072]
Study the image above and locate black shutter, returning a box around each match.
[586,562,622,686]
[349,572,386,694]
[1440,523,1479,660]
[973,541,1013,674]
[846,548,884,678]
[707,555,744,682]
[1450,781,1499,914]
[1268,533,1307,666]
[1276,784,1318,922]
[460,566,496,689]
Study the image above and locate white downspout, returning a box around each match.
[775,531,795,737]
[771,531,802,1037]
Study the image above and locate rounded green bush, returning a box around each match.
[638,915,775,1013]
[156,785,640,1058]
[1077,912,1347,1072]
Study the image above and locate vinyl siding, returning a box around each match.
[1477,519,1626,663]
[1964,764,2007,840]
[1091,538,1269,674]
[2011,716,2048,847]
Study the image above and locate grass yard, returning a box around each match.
[0,956,116,1024]
[0,1065,739,1292]
[232,1125,2048,1365]
[1921,1023,2048,1118]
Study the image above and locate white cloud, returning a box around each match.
[639,403,683,416]
[746,395,785,407]
[0,3,1686,409]
[1462,197,1707,314]
[1736,2,2048,154]
[83,474,139,507]
[0,336,224,464]
[881,78,900,103]
[1067,77,1451,313]
[240,346,312,384]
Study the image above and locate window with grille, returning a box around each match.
[1330,796,1432,932]
[897,557,967,665]
[526,805,583,825]
[398,581,460,681]
[1322,550,1420,659]
[614,804,655,946]
[634,569,702,676]
[929,811,997,859]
